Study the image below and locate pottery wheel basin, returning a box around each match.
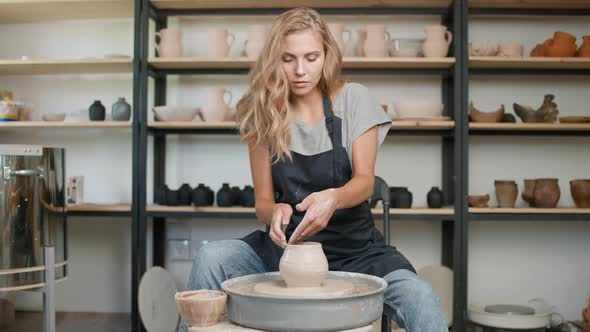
[221,271,387,332]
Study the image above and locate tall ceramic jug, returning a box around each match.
[355,28,367,56]
[208,28,235,58]
[155,28,183,58]
[244,25,268,59]
[363,24,390,57]
[422,25,452,58]
[328,23,351,55]
[202,88,232,122]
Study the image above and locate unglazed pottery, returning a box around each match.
[202,88,232,122]
[498,43,524,57]
[494,180,518,208]
[570,179,590,208]
[244,25,268,59]
[42,113,66,122]
[253,279,354,298]
[363,24,390,57]
[175,290,226,327]
[578,36,590,57]
[468,41,498,56]
[207,28,235,58]
[328,23,351,55]
[533,178,560,208]
[152,106,202,122]
[559,116,590,123]
[513,94,559,123]
[544,31,577,57]
[393,100,443,118]
[468,194,490,208]
[390,38,423,57]
[468,102,505,123]
[522,179,537,207]
[155,28,183,58]
[279,242,328,288]
[422,25,452,58]
[112,97,131,121]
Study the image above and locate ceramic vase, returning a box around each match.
[427,186,443,208]
[175,290,226,327]
[363,24,390,57]
[202,88,232,122]
[533,178,560,208]
[208,28,235,58]
[422,25,452,58]
[495,180,518,208]
[155,28,183,58]
[112,97,131,121]
[279,242,328,288]
[89,100,106,121]
[570,179,590,208]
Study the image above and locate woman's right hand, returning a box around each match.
[270,203,293,247]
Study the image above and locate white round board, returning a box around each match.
[138,266,180,332]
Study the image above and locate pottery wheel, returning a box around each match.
[253,279,354,298]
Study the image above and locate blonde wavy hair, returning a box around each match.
[236,7,344,163]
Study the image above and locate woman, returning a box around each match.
[179,7,447,332]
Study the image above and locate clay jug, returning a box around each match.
[279,242,328,288]
[207,28,235,58]
[397,187,413,208]
[494,180,517,208]
[427,186,443,208]
[216,183,232,207]
[202,88,232,122]
[422,25,453,58]
[363,24,390,57]
[544,31,577,57]
[533,178,560,208]
[155,28,183,58]
[355,28,367,56]
[570,179,590,208]
[191,183,209,207]
[577,36,590,57]
[89,100,106,121]
[328,23,351,55]
[244,25,268,59]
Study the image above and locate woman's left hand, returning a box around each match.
[288,188,339,244]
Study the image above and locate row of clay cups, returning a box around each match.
[469,41,524,57]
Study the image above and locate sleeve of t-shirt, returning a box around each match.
[346,83,392,151]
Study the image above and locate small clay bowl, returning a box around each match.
[42,113,66,122]
[175,289,226,327]
[468,194,490,208]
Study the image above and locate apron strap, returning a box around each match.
[322,94,344,187]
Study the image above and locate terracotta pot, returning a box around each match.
[570,179,590,208]
[544,31,577,57]
[521,179,537,207]
[530,43,545,57]
[468,194,489,208]
[279,242,328,288]
[533,178,560,208]
[577,36,590,57]
[175,290,226,327]
[494,180,518,208]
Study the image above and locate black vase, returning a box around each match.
[155,184,169,205]
[166,189,180,206]
[427,186,443,208]
[89,100,106,121]
[191,183,209,207]
[389,187,405,208]
[178,183,192,206]
[230,186,241,206]
[397,187,413,208]
[240,185,255,207]
[217,183,232,207]
[206,186,214,206]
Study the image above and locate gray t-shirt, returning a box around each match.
[289,82,392,171]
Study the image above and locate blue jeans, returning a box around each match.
[178,240,448,332]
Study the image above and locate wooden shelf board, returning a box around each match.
[0,121,131,129]
[470,56,590,70]
[469,123,590,131]
[67,203,131,212]
[0,0,134,23]
[470,207,590,214]
[151,0,452,10]
[391,120,455,130]
[0,58,133,75]
[371,207,454,215]
[148,57,455,70]
[469,0,590,9]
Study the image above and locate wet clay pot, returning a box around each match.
[521,179,537,207]
[533,178,560,208]
[279,242,328,288]
[578,36,590,57]
[175,290,226,327]
[570,179,590,208]
[468,194,490,208]
[495,180,518,208]
[544,31,577,57]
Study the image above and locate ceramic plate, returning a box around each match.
[138,266,179,332]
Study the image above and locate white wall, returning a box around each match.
[1,13,589,321]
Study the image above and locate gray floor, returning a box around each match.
[0,311,130,332]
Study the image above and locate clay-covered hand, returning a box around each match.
[270,203,293,247]
[288,189,338,244]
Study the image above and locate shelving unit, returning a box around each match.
[0,0,134,23]
[0,58,133,75]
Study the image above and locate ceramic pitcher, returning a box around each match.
[155,28,183,58]
[328,23,351,55]
[208,28,235,58]
[363,24,390,57]
[244,25,268,59]
[202,88,232,122]
[355,28,367,56]
[422,25,453,58]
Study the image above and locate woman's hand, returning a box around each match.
[270,203,293,247]
[288,189,338,244]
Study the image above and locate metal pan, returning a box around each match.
[221,271,387,332]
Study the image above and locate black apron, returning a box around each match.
[241,94,415,278]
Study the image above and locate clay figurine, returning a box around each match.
[513,94,559,123]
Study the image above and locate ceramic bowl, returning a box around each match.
[393,100,444,118]
[175,289,227,327]
[390,38,424,57]
[152,106,202,122]
[42,113,66,122]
